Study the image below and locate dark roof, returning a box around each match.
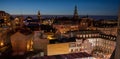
[0,19,4,23]
[27,24,39,27]
[100,34,116,41]
[35,52,92,59]
[66,30,100,34]
[26,19,40,22]
[53,17,80,25]
[0,11,5,13]
[14,27,33,35]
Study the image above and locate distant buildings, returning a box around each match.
[0,5,118,59]
[0,11,11,30]
[0,11,10,20]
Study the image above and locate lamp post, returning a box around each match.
[0,40,4,47]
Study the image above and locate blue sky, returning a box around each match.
[0,0,120,15]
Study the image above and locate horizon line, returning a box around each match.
[11,14,117,16]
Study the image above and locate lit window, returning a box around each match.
[80,35,82,37]
[86,34,88,37]
[83,35,85,38]
[89,34,91,37]
[70,43,76,47]
[77,44,81,47]
[0,42,4,47]
[27,40,33,51]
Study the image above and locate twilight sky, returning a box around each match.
[0,0,120,15]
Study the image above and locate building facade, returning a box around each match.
[114,8,120,59]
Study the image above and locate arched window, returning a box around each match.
[27,39,33,51]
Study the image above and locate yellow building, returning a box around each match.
[47,43,69,56]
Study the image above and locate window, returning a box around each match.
[75,49,78,52]
[71,49,73,52]
[83,35,85,38]
[70,43,76,47]
[80,35,82,37]
[77,35,79,38]
[77,44,81,47]
[86,34,88,37]
[79,48,82,51]
[89,34,91,37]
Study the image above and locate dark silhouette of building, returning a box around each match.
[0,11,10,19]
[73,5,79,19]
[37,10,42,23]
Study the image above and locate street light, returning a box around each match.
[0,41,4,47]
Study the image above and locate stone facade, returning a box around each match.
[10,32,33,55]
[114,8,120,59]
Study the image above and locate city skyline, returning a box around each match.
[0,0,120,15]
[0,0,119,59]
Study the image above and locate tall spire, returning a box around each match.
[38,10,41,20]
[114,7,120,59]
[73,5,79,19]
[38,10,42,23]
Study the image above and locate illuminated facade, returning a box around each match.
[12,16,24,29]
[69,40,93,54]
[0,11,12,30]
[53,24,79,34]
[63,30,116,59]
[0,33,4,47]
[10,32,34,55]
[0,7,118,59]
[0,30,9,53]
[0,11,10,20]
[33,31,49,55]
[47,43,69,56]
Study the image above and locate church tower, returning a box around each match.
[114,7,120,59]
[37,10,42,23]
[73,5,79,19]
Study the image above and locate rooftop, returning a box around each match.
[35,52,92,59]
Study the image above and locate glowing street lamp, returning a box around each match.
[0,41,4,47]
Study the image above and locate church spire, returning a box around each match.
[73,5,79,19]
[38,10,41,20]
[37,10,42,24]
